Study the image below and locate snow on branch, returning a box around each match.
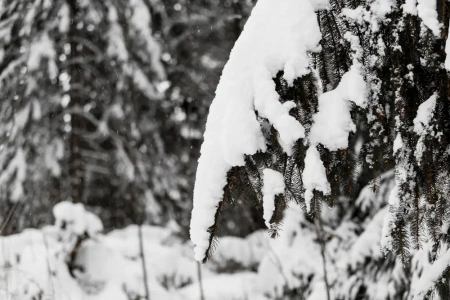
[0,148,26,202]
[27,32,58,79]
[302,146,330,212]
[302,61,366,211]
[309,63,367,151]
[262,169,285,229]
[446,20,450,70]
[413,93,438,164]
[190,0,322,261]
[417,0,441,37]
[413,247,450,298]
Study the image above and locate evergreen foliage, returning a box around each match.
[197,0,450,297]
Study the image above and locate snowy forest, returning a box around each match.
[2,0,450,299]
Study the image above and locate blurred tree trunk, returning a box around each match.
[67,0,85,204]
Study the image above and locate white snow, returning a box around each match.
[129,0,165,81]
[402,0,418,15]
[0,215,189,300]
[179,273,256,300]
[10,104,30,139]
[32,100,42,120]
[341,7,365,25]
[0,148,27,202]
[381,183,402,253]
[132,67,159,99]
[344,32,364,62]
[190,0,322,261]
[45,139,64,176]
[350,207,388,266]
[413,247,450,298]
[308,0,329,11]
[380,209,394,252]
[255,205,323,298]
[107,6,129,62]
[388,185,400,208]
[0,176,445,300]
[413,93,437,163]
[446,21,450,71]
[262,169,285,228]
[301,59,366,207]
[254,76,304,154]
[53,201,103,238]
[356,171,394,213]
[106,3,163,100]
[414,93,437,135]
[417,0,441,37]
[58,4,70,33]
[370,0,395,18]
[209,231,269,272]
[27,32,58,79]
[343,0,394,33]
[309,64,367,151]
[302,146,331,212]
[393,133,404,154]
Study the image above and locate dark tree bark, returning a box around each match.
[67,0,85,204]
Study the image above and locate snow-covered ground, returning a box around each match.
[0,202,271,300]
[0,175,447,300]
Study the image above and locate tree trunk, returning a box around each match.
[67,0,84,203]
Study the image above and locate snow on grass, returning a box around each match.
[190,0,322,261]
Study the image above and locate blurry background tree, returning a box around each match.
[0,0,260,236]
[1,0,176,234]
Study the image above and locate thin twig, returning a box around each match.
[139,225,151,300]
[197,261,205,300]
[0,201,20,235]
[42,232,55,299]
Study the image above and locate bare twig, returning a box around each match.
[42,232,55,298]
[0,201,20,235]
[196,261,205,300]
[139,225,151,300]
